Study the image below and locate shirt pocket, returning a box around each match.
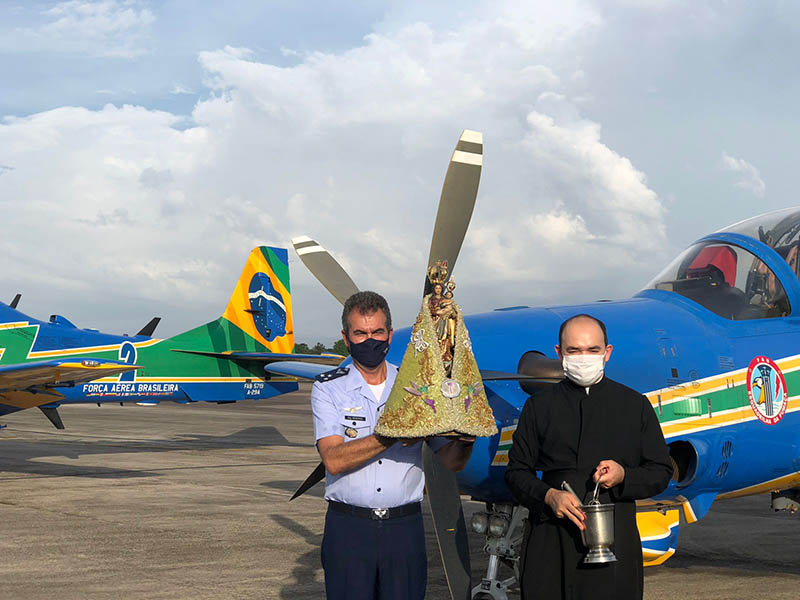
[340,415,371,440]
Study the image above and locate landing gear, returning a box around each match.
[771,488,800,513]
[470,503,528,600]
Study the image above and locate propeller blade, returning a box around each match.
[39,405,65,430]
[423,444,472,600]
[425,130,483,294]
[292,236,360,306]
[9,293,21,309]
[290,461,326,500]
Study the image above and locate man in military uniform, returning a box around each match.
[312,291,474,600]
[505,314,672,600]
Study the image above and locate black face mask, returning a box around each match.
[347,337,390,369]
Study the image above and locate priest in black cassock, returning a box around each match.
[505,314,672,600]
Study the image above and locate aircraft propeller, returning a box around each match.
[290,130,483,600]
[291,236,360,304]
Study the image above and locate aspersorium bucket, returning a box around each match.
[579,502,617,564]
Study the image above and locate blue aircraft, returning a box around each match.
[271,130,800,600]
[0,246,341,430]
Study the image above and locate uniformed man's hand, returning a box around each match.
[593,460,625,488]
[544,489,585,530]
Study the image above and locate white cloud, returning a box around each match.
[0,1,667,338]
[721,152,766,198]
[4,0,154,58]
[170,84,194,95]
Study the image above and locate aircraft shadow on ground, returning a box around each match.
[0,426,312,480]
[269,514,326,599]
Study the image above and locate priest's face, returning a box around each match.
[555,317,613,363]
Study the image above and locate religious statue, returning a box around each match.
[428,263,458,374]
[374,259,497,438]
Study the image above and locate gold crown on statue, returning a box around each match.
[427,260,449,287]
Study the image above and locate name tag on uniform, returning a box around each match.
[349,416,367,422]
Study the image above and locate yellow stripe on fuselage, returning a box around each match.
[28,337,162,359]
[646,352,800,410]
[499,427,515,443]
[646,373,746,408]
[660,395,800,438]
[717,470,800,500]
[0,321,30,330]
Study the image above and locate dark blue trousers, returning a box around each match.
[321,506,427,600]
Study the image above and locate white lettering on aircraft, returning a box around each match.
[244,381,265,396]
[82,383,179,396]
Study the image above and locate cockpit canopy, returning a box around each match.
[719,207,800,249]
[645,208,800,320]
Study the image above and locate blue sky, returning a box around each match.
[1,1,799,343]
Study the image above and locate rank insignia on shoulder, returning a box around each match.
[315,366,350,383]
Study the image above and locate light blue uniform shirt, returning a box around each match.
[311,362,447,509]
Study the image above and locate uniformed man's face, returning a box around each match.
[343,309,393,346]
[555,318,613,363]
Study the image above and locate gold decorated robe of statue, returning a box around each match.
[374,294,497,438]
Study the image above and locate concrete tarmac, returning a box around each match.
[1,385,798,599]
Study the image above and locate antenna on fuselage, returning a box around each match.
[9,293,21,309]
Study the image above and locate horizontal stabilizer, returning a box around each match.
[136,317,161,337]
[264,361,337,381]
[39,405,65,430]
[479,370,542,381]
[290,462,326,500]
[171,349,344,366]
[0,358,141,392]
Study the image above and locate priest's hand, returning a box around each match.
[593,460,625,488]
[545,489,585,530]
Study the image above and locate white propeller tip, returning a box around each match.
[291,235,315,246]
[293,236,328,256]
[460,130,483,145]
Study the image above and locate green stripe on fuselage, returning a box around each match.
[654,385,745,424]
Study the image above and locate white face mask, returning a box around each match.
[562,354,606,387]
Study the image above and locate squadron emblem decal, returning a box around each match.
[746,356,788,426]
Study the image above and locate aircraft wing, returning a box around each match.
[171,350,344,366]
[0,358,141,391]
[263,361,335,381]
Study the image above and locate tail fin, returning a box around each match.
[221,246,294,353]
[169,247,295,354]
